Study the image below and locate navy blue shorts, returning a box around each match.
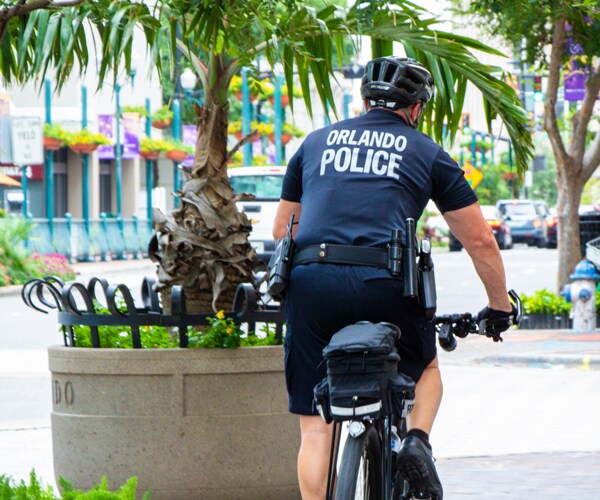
[284,263,437,415]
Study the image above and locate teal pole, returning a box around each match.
[21,165,28,217]
[241,68,252,166]
[81,86,90,238]
[343,93,352,120]
[471,133,477,165]
[172,98,181,208]
[324,101,330,126]
[115,83,122,218]
[145,98,153,222]
[44,79,54,240]
[274,76,283,165]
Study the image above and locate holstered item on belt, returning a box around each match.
[267,214,296,301]
[402,218,418,297]
[417,238,437,320]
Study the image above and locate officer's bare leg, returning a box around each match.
[298,415,333,499]
[408,355,442,434]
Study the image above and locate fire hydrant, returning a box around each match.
[562,259,600,332]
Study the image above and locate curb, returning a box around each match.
[478,354,600,370]
[0,285,22,298]
[0,259,156,299]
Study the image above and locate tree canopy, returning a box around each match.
[1,0,534,172]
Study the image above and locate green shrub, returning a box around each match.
[521,289,572,315]
[70,305,279,349]
[0,471,150,499]
[0,218,75,287]
[0,217,36,285]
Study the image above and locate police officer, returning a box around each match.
[273,56,515,500]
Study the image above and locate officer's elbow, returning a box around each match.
[463,227,498,252]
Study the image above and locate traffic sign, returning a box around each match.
[10,116,43,165]
[462,162,484,189]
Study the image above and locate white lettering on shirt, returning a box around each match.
[334,147,352,172]
[320,148,335,175]
[319,128,407,178]
[326,130,339,145]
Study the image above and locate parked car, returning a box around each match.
[448,205,513,251]
[229,166,286,263]
[546,208,558,248]
[496,199,549,248]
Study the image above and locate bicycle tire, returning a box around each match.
[335,425,383,499]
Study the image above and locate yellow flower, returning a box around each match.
[216,310,225,320]
[226,328,232,334]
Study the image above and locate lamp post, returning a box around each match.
[241,68,252,166]
[44,79,54,240]
[171,98,182,208]
[115,56,139,221]
[145,97,153,222]
[273,75,283,165]
[115,83,123,219]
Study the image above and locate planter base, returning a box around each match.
[49,346,300,499]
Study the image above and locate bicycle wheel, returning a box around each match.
[335,425,383,500]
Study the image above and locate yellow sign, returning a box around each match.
[462,162,483,189]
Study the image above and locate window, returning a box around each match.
[229,175,284,201]
[53,158,68,217]
[99,160,112,214]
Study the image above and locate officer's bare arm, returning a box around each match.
[273,200,302,240]
[443,203,512,312]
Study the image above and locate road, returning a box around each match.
[435,245,558,313]
[2,247,600,497]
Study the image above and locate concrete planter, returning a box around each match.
[49,345,300,499]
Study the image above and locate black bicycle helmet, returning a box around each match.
[360,57,434,110]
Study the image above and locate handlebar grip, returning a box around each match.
[439,334,457,352]
[508,289,522,326]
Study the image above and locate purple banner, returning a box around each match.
[182,125,197,167]
[564,24,591,102]
[96,113,140,159]
[121,113,140,158]
[564,68,587,101]
[96,114,114,160]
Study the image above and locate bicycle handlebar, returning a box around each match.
[434,289,522,352]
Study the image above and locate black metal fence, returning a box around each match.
[21,275,285,348]
[579,213,600,257]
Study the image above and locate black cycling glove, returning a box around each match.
[476,305,517,342]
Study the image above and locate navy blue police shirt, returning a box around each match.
[281,108,477,250]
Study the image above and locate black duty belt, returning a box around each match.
[292,244,392,268]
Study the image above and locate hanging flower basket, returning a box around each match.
[140,150,161,161]
[502,172,517,181]
[43,137,63,151]
[151,119,172,130]
[269,94,290,108]
[166,149,189,162]
[69,143,98,155]
[268,133,292,145]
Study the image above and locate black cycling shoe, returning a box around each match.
[396,435,443,500]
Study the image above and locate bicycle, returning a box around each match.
[319,290,522,500]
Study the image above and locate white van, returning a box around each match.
[229,166,286,262]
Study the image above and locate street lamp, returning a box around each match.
[180,68,197,105]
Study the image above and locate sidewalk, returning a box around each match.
[0,258,156,298]
[440,328,600,370]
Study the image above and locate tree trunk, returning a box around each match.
[556,156,584,290]
[150,104,255,313]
